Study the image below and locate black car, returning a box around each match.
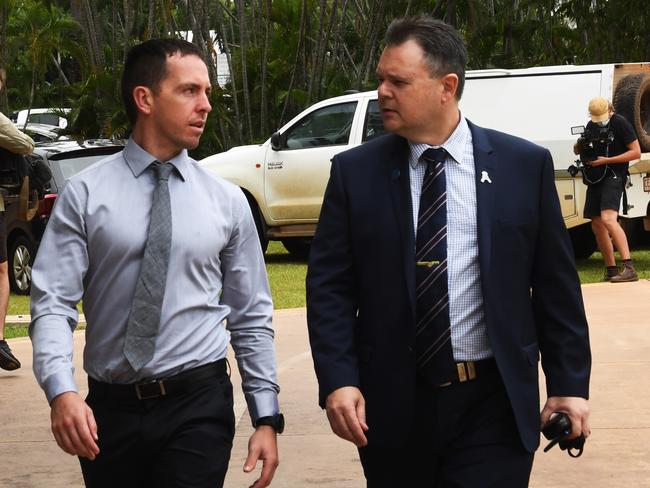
[2,140,124,294]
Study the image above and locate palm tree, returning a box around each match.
[13,1,80,128]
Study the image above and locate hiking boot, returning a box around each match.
[0,340,21,371]
[610,264,639,283]
[603,266,619,282]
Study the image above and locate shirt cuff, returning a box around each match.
[43,371,78,405]
[247,390,280,422]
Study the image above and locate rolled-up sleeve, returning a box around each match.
[29,181,88,403]
[220,192,279,422]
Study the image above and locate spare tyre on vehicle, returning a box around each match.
[613,73,650,152]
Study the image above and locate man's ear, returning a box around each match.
[440,73,459,103]
[133,86,154,116]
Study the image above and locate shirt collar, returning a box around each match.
[123,137,190,181]
[408,114,471,169]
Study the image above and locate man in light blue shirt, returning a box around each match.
[30,39,281,488]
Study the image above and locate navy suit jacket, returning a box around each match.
[306,121,591,452]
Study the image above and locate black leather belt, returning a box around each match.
[88,359,228,401]
[438,358,498,388]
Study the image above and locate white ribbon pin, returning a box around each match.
[480,171,492,184]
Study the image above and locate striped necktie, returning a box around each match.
[414,147,456,387]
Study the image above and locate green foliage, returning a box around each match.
[1,0,649,156]
[63,70,129,140]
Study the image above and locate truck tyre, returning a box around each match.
[568,224,597,260]
[8,233,35,295]
[613,74,650,152]
[251,205,269,253]
[241,191,268,254]
[281,238,311,260]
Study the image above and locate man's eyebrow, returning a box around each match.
[178,82,199,90]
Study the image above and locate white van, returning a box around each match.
[10,108,70,129]
[200,63,650,258]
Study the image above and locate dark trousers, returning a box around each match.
[359,365,534,488]
[80,363,235,488]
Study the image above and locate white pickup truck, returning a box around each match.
[200,63,650,258]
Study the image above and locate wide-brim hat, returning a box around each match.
[588,97,609,123]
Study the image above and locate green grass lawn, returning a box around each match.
[576,247,650,283]
[266,241,308,309]
[3,242,648,340]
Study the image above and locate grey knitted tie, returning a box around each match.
[124,161,174,371]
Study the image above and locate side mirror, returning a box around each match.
[571,125,585,136]
[271,132,283,151]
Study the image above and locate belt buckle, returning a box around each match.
[457,362,477,383]
[135,379,167,400]
[439,361,478,388]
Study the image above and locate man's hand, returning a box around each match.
[325,386,369,447]
[573,140,582,155]
[592,156,609,166]
[50,391,99,460]
[243,426,279,488]
[541,396,590,440]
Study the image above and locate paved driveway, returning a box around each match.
[1,281,649,487]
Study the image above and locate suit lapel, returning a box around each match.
[468,121,497,285]
[386,136,416,318]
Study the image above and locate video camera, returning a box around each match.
[573,124,614,163]
[567,124,614,177]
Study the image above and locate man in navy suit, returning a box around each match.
[306,16,591,487]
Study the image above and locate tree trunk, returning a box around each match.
[147,0,156,39]
[280,0,307,125]
[216,1,244,145]
[51,53,71,86]
[404,0,412,17]
[188,0,219,90]
[236,0,253,141]
[355,0,385,90]
[88,0,106,69]
[25,67,37,130]
[71,0,105,72]
[259,0,270,137]
[325,0,348,89]
[315,0,339,100]
[123,0,133,64]
[199,0,219,85]
[307,0,327,105]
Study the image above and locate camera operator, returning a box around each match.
[573,97,641,282]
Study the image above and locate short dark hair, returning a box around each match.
[384,16,467,100]
[121,38,205,125]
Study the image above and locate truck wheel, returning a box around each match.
[241,191,268,254]
[568,224,597,260]
[613,74,650,152]
[8,234,35,295]
[251,205,269,254]
[281,238,311,260]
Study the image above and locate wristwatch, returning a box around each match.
[253,413,285,434]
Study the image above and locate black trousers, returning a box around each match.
[359,365,534,488]
[80,364,235,488]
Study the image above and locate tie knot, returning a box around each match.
[420,147,448,165]
[152,161,174,181]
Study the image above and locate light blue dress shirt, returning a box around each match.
[29,138,279,421]
[408,116,492,361]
